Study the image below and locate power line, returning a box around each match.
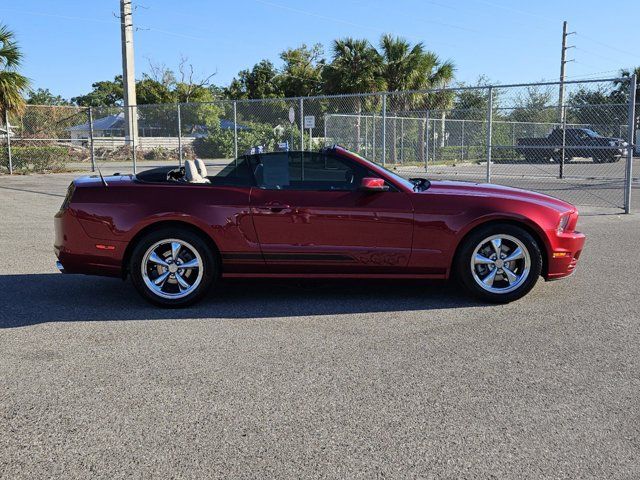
[574,46,626,65]
[577,33,640,60]
[252,0,460,48]
[0,8,116,25]
[0,7,210,43]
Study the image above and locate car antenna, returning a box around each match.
[96,165,109,187]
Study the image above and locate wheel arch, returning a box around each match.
[451,217,549,278]
[121,220,221,279]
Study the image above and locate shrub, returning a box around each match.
[0,144,85,173]
[193,122,311,158]
[143,146,172,160]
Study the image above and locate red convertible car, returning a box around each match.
[54,146,585,307]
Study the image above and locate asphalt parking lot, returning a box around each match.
[1,173,639,479]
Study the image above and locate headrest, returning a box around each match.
[195,158,208,177]
[184,160,199,182]
[184,160,209,183]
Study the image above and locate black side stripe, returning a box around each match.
[222,252,354,262]
[222,253,264,260]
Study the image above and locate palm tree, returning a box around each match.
[0,24,29,124]
[378,35,454,162]
[323,38,384,152]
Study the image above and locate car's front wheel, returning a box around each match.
[130,228,217,307]
[455,224,542,303]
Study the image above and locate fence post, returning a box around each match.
[130,105,137,174]
[372,112,376,161]
[400,117,404,164]
[88,107,95,172]
[424,110,430,171]
[486,86,493,183]
[177,103,183,167]
[381,93,387,166]
[323,113,327,147]
[559,105,567,179]
[233,101,238,159]
[461,119,465,161]
[364,114,368,156]
[624,74,637,213]
[4,110,12,175]
[299,97,304,151]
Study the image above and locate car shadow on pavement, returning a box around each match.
[0,273,481,328]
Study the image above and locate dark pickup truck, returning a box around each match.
[516,128,628,163]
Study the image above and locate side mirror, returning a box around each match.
[359,177,389,192]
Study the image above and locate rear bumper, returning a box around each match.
[545,230,586,280]
[54,208,126,277]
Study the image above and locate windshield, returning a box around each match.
[344,150,417,190]
[582,129,601,138]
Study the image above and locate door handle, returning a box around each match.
[255,203,291,213]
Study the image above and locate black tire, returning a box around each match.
[455,223,543,303]
[129,227,218,307]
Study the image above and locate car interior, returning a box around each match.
[135,152,395,191]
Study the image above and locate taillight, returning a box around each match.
[60,183,75,211]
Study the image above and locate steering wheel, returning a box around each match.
[344,169,355,185]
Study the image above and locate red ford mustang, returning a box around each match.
[54,146,585,307]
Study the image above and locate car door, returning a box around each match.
[566,129,586,158]
[248,151,414,274]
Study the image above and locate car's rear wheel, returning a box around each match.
[130,228,217,307]
[455,224,542,303]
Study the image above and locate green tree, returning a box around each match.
[612,67,640,103]
[509,86,557,124]
[226,60,283,99]
[26,88,71,106]
[323,38,384,151]
[279,43,325,97]
[0,24,30,118]
[378,34,454,108]
[72,76,123,106]
[566,86,626,135]
[377,34,455,159]
[451,76,494,120]
[136,78,175,105]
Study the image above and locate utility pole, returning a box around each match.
[120,0,138,145]
[558,22,575,122]
[558,20,575,179]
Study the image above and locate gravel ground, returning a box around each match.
[1,174,639,479]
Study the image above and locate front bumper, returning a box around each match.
[545,230,586,280]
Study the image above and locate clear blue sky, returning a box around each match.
[3,0,639,99]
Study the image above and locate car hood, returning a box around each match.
[600,136,626,144]
[424,180,575,213]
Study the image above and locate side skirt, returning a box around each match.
[222,272,447,279]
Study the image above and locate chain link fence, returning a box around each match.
[1,77,637,212]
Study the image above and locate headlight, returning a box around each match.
[557,214,570,233]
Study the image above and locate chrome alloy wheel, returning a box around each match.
[141,239,203,299]
[470,234,531,294]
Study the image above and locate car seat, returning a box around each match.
[195,158,208,178]
[185,160,210,184]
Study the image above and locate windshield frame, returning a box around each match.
[335,147,417,192]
